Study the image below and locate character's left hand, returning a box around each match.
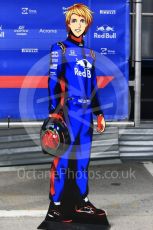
[97,114,106,133]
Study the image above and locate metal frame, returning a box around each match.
[130,1,142,127]
[0,121,135,128]
[134,0,142,127]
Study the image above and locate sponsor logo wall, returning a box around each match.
[0,0,130,120]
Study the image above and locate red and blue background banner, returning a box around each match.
[0,0,130,121]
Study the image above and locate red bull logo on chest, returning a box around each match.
[74,58,92,78]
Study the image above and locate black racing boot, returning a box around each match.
[45,202,73,223]
[72,198,110,226]
[75,198,106,216]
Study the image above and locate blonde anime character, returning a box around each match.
[44,3,107,224]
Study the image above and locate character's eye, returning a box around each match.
[71,19,77,23]
[80,19,86,24]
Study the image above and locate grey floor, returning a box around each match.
[0,162,153,230]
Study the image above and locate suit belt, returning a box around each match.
[66,97,91,104]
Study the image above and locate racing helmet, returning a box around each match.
[40,117,70,156]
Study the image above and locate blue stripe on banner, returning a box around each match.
[0,50,49,75]
[0,88,49,120]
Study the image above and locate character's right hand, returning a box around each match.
[97,114,106,133]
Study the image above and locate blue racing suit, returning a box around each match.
[48,36,103,202]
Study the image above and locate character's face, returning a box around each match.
[68,14,87,37]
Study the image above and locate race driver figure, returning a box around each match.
[45,3,106,224]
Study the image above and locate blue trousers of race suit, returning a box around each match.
[49,100,93,203]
